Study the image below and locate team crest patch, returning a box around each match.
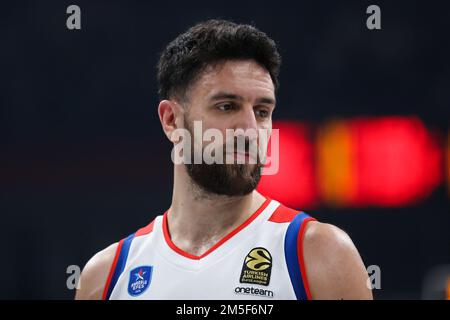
[240,247,272,286]
[128,266,153,296]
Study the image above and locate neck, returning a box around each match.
[167,165,267,257]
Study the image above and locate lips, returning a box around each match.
[230,151,257,163]
[234,151,249,157]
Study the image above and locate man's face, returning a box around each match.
[181,59,276,196]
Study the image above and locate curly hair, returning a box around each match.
[156,19,281,102]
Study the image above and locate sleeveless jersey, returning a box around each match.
[103,197,316,300]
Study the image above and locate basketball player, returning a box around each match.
[75,20,373,300]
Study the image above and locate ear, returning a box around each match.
[158,100,183,142]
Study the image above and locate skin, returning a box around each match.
[75,59,373,300]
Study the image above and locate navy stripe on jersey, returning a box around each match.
[284,212,311,300]
[105,233,135,300]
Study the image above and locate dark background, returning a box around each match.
[0,0,448,299]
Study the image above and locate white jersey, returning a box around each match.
[103,197,316,300]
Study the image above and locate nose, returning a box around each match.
[234,104,258,132]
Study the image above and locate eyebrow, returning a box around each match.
[209,91,276,105]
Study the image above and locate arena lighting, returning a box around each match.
[316,120,355,207]
[447,129,450,197]
[257,121,318,209]
[350,116,442,207]
[447,277,450,300]
[258,117,443,209]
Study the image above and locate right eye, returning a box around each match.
[217,103,236,112]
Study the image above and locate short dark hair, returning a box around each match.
[156,19,281,102]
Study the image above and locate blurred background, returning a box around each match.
[0,0,448,299]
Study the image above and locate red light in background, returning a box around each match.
[353,117,442,207]
[447,129,450,197]
[257,121,317,209]
[258,117,443,209]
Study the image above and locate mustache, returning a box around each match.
[224,137,265,166]
[224,137,258,153]
[191,136,264,165]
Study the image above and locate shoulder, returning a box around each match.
[74,218,159,300]
[302,221,373,300]
[303,221,354,253]
[75,242,119,300]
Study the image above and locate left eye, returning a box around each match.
[255,109,270,118]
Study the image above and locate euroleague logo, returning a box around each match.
[240,247,272,286]
[128,266,153,296]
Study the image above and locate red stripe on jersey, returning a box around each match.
[102,239,124,300]
[135,220,155,237]
[268,204,302,223]
[162,197,271,260]
[297,217,316,300]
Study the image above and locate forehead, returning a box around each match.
[189,60,275,101]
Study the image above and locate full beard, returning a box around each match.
[183,118,263,197]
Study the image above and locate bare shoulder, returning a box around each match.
[75,242,119,300]
[302,221,373,300]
